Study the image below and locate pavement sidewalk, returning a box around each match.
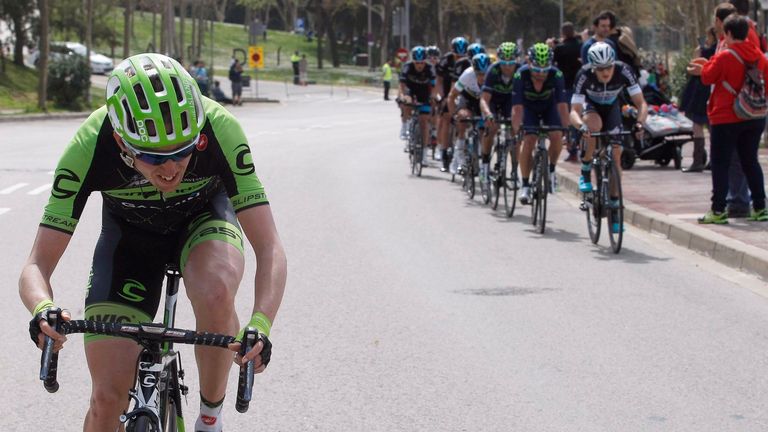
[556,146,768,280]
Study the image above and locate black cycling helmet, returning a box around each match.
[451,37,468,55]
[411,46,427,62]
[426,45,441,58]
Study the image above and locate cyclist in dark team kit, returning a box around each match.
[398,45,438,163]
[570,42,647,232]
[436,36,470,171]
[481,42,520,177]
[511,43,570,204]
[19,53,287,432]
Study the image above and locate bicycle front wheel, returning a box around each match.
[586,163,603,244]
[411,134,423,177]
[127,415,157,432]
[506,144,518,217]
[534,147,549,234]
[607,162,624,253]
[158,361,181,432]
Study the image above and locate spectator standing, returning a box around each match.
[291,51,301,85]
[554,21,583,162]
[691,14,768,224]
[680,27,717,172]
[381,60,393,100]
[229,59,243,106]
[580,11,618,65]
[299,54,308,86]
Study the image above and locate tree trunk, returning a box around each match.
[380,0,392,63]
[86,0,93,104]
[12,14,26,66]
[38,0,50,112]
[436,0,444,51]
[214,0,228,22]
[123,0,133,59]
[179,0,187,64]
[191,2,197,60]
[320,4,339,67]
[152,6,157,51]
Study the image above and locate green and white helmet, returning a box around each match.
[106,53,205,149]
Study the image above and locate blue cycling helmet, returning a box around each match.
[451,37,468,55]
[472,53,491,73]
[411,45,427,61]
[467,43,486,58]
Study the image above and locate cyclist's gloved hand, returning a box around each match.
[231,312,272,371]
[28,300,70,351]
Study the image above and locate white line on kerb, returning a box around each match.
[0,208,10,216]
[0,183,29,194]
[28,184,52,195]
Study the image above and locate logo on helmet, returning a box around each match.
[135,119,150,143]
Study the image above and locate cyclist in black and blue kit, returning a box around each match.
[436,37,470,171]
[399,45,437,164]
[511,43,570,204]
[570,42,647,231]
[481,42,520,181]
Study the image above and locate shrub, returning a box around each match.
[47,54,91,110]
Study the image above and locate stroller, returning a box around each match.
[619,86,694,170]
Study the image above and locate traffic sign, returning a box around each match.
[396,47,408,62]
[248,45,264,69]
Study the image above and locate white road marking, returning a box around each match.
[27,184,52,195]
[0,183,29,194]
[0,208,9,216]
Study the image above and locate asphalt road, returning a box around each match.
[3,84,768,431]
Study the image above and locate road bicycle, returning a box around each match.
[580,130,633,253]
[457,116,484,200]
[488,117,519,217]
[522,125,568,234]
[399,101,429,177]
[38,265,269,432]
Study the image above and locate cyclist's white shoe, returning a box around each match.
[520,186,531,205]
[399,123,407,140]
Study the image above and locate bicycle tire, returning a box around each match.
[536,147,549,234]
[531,149,541,225]
[158,361,181,432]
[506,145,518,217]
[491,140,503,210]
[126,414,156,432]
[607,161,624,253]
[586,161,602,244]
[411,133,423,177]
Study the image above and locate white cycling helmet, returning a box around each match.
[587,42,616,68]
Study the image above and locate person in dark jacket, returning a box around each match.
[690,14,768,224]
[554,21,583,162]
[680,27,717,172]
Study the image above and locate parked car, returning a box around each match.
[29,42,114,74]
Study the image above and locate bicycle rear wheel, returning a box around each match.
[585,163,602,244]
[506,144,518,217]
[607,162,624,253]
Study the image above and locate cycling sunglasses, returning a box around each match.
[530,65,551,73]
[124,134,199,165]
[594,65,614,72]
[498,60,517,66]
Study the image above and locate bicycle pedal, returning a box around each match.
[180,384,189,396]
[579,201,589,211]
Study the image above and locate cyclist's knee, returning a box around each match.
[89,385,130,420]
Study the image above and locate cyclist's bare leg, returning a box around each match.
[420,112,430,151]
[519,134,537,180]
[482,123,496,159]
[438,111,451,150]
[184,240,244,404]
[611,144,623,196]
[547,131,563,166]
[581,112,602,163]
[83,339,142,432]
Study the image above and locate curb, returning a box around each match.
[556,169,768,281]
[0,112,91,123]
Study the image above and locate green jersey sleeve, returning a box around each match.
[40,107,105,234]
[204,99,268,212]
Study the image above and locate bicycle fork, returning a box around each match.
[121,349,164,429]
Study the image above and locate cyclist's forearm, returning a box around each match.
[251,242,287,324]
[19,264,56,314]
[511,105,523,130]
[570,105,584,128]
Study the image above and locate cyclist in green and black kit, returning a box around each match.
[20,53,287,432]
[481,42,520,178]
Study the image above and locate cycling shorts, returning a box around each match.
[457,95,481,117]
[83,187,244,342]
[583,100,624,145]
[489,97,513,120]
[522,103,562,135]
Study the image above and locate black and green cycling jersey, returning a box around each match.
[41,97,268,236]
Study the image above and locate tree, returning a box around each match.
[1,0,35,66]
[123,0,133,59]
[37,0,49,111]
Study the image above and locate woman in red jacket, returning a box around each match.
[689,14,768,224]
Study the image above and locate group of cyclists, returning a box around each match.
[396,35,647,234]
